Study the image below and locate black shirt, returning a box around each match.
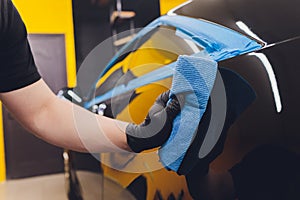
[0,0,40,92]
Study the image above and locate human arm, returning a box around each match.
[0,79,130,152]
[0,80,181,153]
[0,0,181,153]
[0,0,127,152]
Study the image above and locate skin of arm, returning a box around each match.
[0,79,132,153]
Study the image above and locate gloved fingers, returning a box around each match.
[155,90,171,106]
[148,90,170,117]
[165,92,185,118]
[148,103,165,118]
[149,91,185,124]
[172,92,185,108]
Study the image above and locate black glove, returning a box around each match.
[126,91,183,153]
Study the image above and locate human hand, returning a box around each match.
[125,91,184,153]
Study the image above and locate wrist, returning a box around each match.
[125,121,170,153]
[125,123,145,153]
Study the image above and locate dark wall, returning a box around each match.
[72,0,112,69]
[72,0,160,70]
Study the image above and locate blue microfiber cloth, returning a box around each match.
[158,55,218,172]
[178,67,256,175]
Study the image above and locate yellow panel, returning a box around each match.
[0,102,6,182]
[12,0,77,87]
[160,0,188,15]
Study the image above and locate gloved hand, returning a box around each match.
[125,91,183,153]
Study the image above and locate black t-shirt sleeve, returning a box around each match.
[0,0,41,92]
[229,145,300,200]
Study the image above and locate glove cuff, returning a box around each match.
[125,123,145,153]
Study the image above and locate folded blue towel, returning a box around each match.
[158,55,217,172]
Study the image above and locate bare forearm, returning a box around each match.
[36,96,131,152]
[0,79,177,153]
[33,97,129,152]
[0,80,131,152]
